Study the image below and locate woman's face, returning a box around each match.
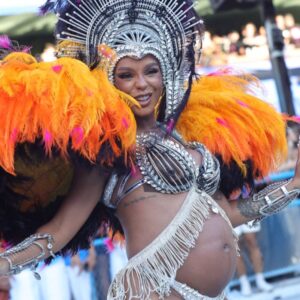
[114,55,164,119]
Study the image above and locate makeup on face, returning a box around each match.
[114,55,164,120]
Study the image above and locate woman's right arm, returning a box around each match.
[0,163,108,275]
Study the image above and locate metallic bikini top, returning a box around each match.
[102,130,220,209]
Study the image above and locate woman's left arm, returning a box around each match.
[215,141,300,227]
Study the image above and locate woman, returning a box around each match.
[0,0,299,299]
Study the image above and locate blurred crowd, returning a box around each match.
[198,13,300,67]
[0,238,127,300]
[26,13,300,69]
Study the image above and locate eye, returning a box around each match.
[117,72,133,79]
[146,68,159,75]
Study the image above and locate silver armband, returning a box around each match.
[0,233,55,280]
[238,179,300,222]
[254,179,300,218]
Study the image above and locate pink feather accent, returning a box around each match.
[207,67,233,77]
[1,241,11,250]
[86,88,93,97]
[21,46,32,53]
[44,131,53,149]
[131,164,138,177]
[293,116,300,123]
[52,65,63,73]
[237,100,249,108]
[72,127,84,144]
[104,238,115,253]
[0,35,12,49]
[166,119,175,134]
[9,128,18,143]
[216,117,229,127]
[122,117,129,129]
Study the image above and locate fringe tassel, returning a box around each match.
[108,188,216,300]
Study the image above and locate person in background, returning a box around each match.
[242,23,258,50]
[227,31,241,55]
[9,257,71,300]
[234,222,273,296]
[66,245,96,300]
[284,14,300,48]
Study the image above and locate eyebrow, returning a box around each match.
[116,62,160,72]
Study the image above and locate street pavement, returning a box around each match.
[227,276,300,300]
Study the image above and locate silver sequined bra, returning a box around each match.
[102,130,220,209]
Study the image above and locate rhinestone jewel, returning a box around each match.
[212,206,219,214]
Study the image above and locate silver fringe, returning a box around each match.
[107,187,237,299]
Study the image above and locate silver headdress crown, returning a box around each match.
[42,0,203,122]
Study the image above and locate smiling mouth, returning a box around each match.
[135,94,152,106]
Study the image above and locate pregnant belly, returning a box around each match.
[176,214,238,297]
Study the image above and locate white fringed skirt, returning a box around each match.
[107,187,237,300]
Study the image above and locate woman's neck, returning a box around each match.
[136,114,157,133]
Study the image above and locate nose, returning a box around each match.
[135,75,148,90]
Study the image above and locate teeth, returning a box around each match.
[136,95,151,101]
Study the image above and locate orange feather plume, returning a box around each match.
[177,73,288,177]
[0,53,136,174]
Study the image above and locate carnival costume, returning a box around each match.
[0,0,299,299]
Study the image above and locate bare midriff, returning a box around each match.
[116,187,238,298]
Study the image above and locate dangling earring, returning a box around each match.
[155,90,165,119]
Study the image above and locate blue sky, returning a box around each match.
[0,0,45,15]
